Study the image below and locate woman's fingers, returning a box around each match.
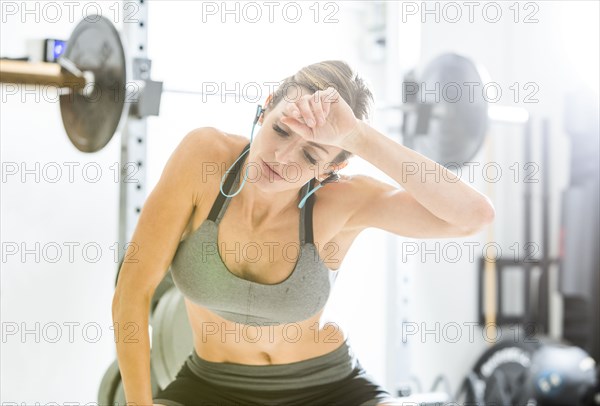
[321,94,331,118]
[284,101,301,119]
[316,88,338,125]
[280,116,312,139]
[310,97,327,127]
[285,88,337,129]
[296,96,317,127]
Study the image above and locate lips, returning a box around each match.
[261,159,282,179]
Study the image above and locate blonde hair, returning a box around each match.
[266,60,374,167]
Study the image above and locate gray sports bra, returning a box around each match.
[170,142,339,326]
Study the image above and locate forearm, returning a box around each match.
[343,121,495,229]
[112,296,155,405]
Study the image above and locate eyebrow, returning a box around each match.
[280,112,330,155]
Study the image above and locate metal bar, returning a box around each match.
[523,117,533,329]
[117,2,149,269]
[496,260,504,324]
[162,87,261,98]
[381,0,406,395]
[378,102,529,126]
[539,118,551,333]
[0,59,86,89]
[478,256,485,325]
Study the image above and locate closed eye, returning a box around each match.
[272,124,317,165]
[272,124,289,137]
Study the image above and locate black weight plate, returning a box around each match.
[461,336,546,405]
[414,53,489,167]
[484,366,526,405]
[59,15,127,152]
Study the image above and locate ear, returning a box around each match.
[318,162,348,181]
[332,161,348,171]
[258,93,273,126]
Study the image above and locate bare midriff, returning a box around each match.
[185,302,348,365]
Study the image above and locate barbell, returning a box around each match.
[0,15,162,152]
[0,15,525,164]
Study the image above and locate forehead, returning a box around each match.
[271,91,344,160]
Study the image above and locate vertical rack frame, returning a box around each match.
[118,0,149,267]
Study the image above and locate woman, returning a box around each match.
[112,60,495,406]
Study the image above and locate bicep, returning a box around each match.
[114,127,219,304]
[345,175,471,239]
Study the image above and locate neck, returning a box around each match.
[234,160,306,229]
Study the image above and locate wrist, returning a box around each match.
[340,120,367,154]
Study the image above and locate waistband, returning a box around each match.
[185,339,358,391]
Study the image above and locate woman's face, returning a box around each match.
[248,92,346,193]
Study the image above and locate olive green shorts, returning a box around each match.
[153,339,396,406]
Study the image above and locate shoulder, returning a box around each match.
[316,173,382,200]
[306,173,387,242]
[313,173,381,218]
[176,127,249,168]
[179,126,234,154]
[170,127,249,200]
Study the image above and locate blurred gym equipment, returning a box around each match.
[559,88,600,365]
[379,53,528,167]
[391,53,490,167]
[463,88,600,405]
[456,337,599,405]
[98,285,194,401]
[150,286,194,390]
[97,359,160,406]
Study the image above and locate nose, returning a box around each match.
[274,137,301,165]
